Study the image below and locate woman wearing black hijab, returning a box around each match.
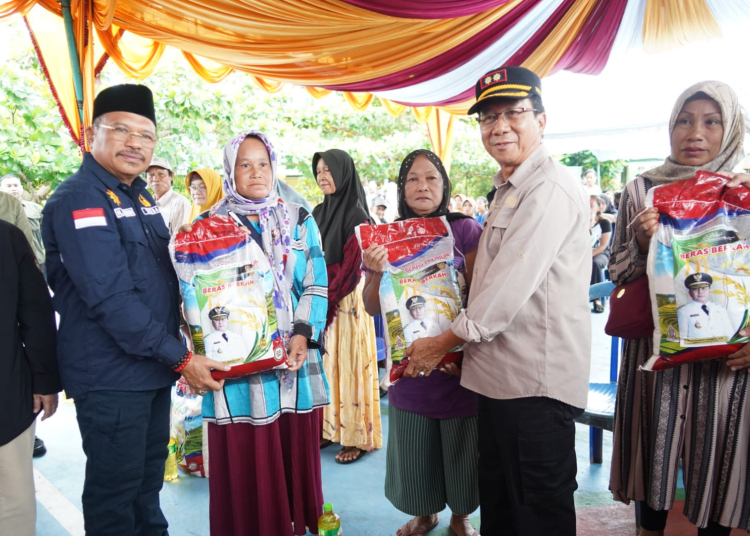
[362,149,483,536]
[312,149,382,464]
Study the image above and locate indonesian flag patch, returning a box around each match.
[73,208,107,229]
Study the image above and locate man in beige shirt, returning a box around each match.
[1,175,45,270]
[405,66,591,536]
[145,157,191,234]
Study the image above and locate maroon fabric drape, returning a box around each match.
[549,0,629,75]
[400,0,578,108]
[321,0,543,94]
[340,0,513,19]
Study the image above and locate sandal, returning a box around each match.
[449,515,479,536]
[335,446,367,465]
[397,515,439,536]
[320,439,333,449]
[593,301,605,314]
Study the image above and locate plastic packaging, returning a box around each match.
[170,379,206,477]
[170,215,288,380]
[644,171,750,371]
[356,217,463,382]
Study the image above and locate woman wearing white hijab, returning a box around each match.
[202,131,330,536]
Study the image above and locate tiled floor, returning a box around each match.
[31,306,667,535]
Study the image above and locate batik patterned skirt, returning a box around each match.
[610,335,750,530]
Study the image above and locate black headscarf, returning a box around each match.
[312,149,370,266]
[396,149,472,222]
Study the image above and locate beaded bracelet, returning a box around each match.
[173,350,192,373]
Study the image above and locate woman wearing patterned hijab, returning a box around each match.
[609,82,750,536]
[201,131,330,536]
[363,149,483,536]
[312,149,382,464]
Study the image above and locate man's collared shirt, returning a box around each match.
[155,187,191,234]
[42,153,184,397]
[0,191,34,249]
[451,144,592,409]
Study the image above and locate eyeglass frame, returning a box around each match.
[189,184,207,192]
[95,123,158,147]
[476,107,540,130]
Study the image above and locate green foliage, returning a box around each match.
[558,149,626,191]
[0,51,82,188]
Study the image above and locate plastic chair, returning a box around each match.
[575,281,621,464]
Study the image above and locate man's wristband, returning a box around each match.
[173,350,192,373]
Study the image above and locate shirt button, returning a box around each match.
[683,385,688,389]
[680,415,685,420]
[518,252,525,258]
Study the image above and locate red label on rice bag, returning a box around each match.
[644,171,750,371]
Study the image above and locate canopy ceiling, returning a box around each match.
[1,0,748,163]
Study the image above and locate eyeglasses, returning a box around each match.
[189,185,207,192]
[96,124,158,147]
[476,107,539,130]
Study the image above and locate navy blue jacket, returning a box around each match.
[42,153,184,397]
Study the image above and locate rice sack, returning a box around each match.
[644,171,750,371]
[170,215,287,380]
[170,379,206,477]
[356,217,463,382]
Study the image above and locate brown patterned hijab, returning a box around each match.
[641,81,745,185]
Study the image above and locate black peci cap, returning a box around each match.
[93,84,156,126]
[468,66,543,116]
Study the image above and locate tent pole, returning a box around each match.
[59,0,84,125]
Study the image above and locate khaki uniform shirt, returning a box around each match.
[22,200,45,265]
[0,192,34,252]
[156,188,191,234]
[452,144,592,409]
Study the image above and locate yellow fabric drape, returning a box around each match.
[343,92,374,112]
[250,76,283,93]
[426,108,455,174]
[0,0,35,17]
[25,5,82,145]
[521,0,600,77]
[96,25,166,80]
[17,0,517,86]
[379,98,406,116]
[306,87,332,99]
[411,106,434,124]
[182,52,234,83]
[642,0,721,52]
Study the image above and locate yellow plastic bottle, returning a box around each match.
[318,503,341,536]
[164,437,179,482]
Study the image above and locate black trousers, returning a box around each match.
[75,387,171,536]
[478,395,583,536]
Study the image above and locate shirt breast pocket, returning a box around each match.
[487,207,515,258]
[118,221,151,284]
